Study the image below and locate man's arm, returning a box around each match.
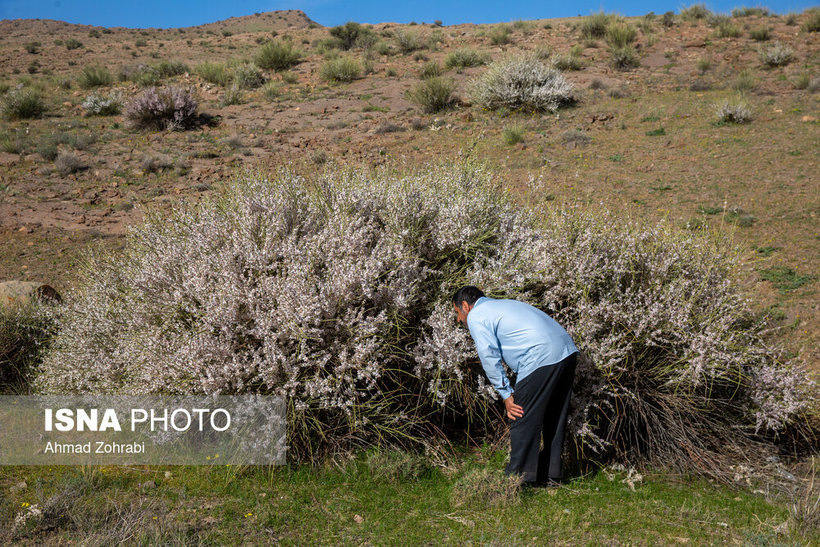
[467,319,513,400]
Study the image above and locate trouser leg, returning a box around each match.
[536,353,577,483]
[504,363,556,483]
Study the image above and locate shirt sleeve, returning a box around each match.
[467,318,513,400]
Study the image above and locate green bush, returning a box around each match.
[78,66,114,88]
[418,61,443,79]
[749,27,771,41]
[731,7,770,17]
[732,69,755,91]
[715,20,742,38]
[64,38,83,50]
[605,23,637,48]
[255,40,302,71]
[803,9,820,32]
[407,77,456,113]
[680,4,712,20]
[1,89,46,120]
[580,11,614,39]
[551,53,583,71]
[393,30,427,53]
[0,130,26,154]
[231,63,265,89]
[489,26,512,45]
[219,84,244,106]
[262,81,282,101]
[502,125,524,145]
[319,57,361,82]
[610,45,640,70]
[329,22,377,50]
[445,48,490,69]
[195,62,229,86]
[156,60,188,77]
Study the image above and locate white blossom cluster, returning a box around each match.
[81,91,123,116]
[469,54,575,113]
[34,161,813,464]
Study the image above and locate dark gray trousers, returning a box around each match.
[504,352,577,483]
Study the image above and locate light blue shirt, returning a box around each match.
[466,296,578,400]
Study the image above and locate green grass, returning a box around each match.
[1,444,812,544]
[502,125,525,145]
[759,266,814,293]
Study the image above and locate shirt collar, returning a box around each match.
[473,296,490,308]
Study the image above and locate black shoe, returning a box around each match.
[526,479,561,489]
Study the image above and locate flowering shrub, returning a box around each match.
[715,97,752,124]
[124,86,198,130]
[470,54,575,113]
[34,161,814,472]
[759,42,794,67]
[82,91,122,116]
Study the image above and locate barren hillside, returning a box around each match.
[0,8,817,368]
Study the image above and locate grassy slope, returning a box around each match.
[1,444,814,544]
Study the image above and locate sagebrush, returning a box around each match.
[470,54,574,112]
[124,86,198,130]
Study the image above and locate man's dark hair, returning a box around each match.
[452,286,485,307]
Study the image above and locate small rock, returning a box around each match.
[140,480,156,491]
[353,514,364,524]
[10,481,27,493]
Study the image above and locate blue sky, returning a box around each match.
[0,1,814,29]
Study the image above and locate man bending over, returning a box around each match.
[453,286,578,486]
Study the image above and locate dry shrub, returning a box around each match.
[450,467,523,507]
[7,473,179,543]
[715,97,752,123]
[759,42,794,67]
[0,300,55,393]
[470,54,575,112]
[33,161,815,474]
[124,86,198,130]
[791,458,820,534]
[364,448,434,481]
[54,151,85,175]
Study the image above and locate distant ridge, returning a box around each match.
[0,9,319,34]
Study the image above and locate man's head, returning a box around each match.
[452,286,485,325]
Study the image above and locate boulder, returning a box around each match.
[0,281,62,309]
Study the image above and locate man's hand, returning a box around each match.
[504,395,524,420]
